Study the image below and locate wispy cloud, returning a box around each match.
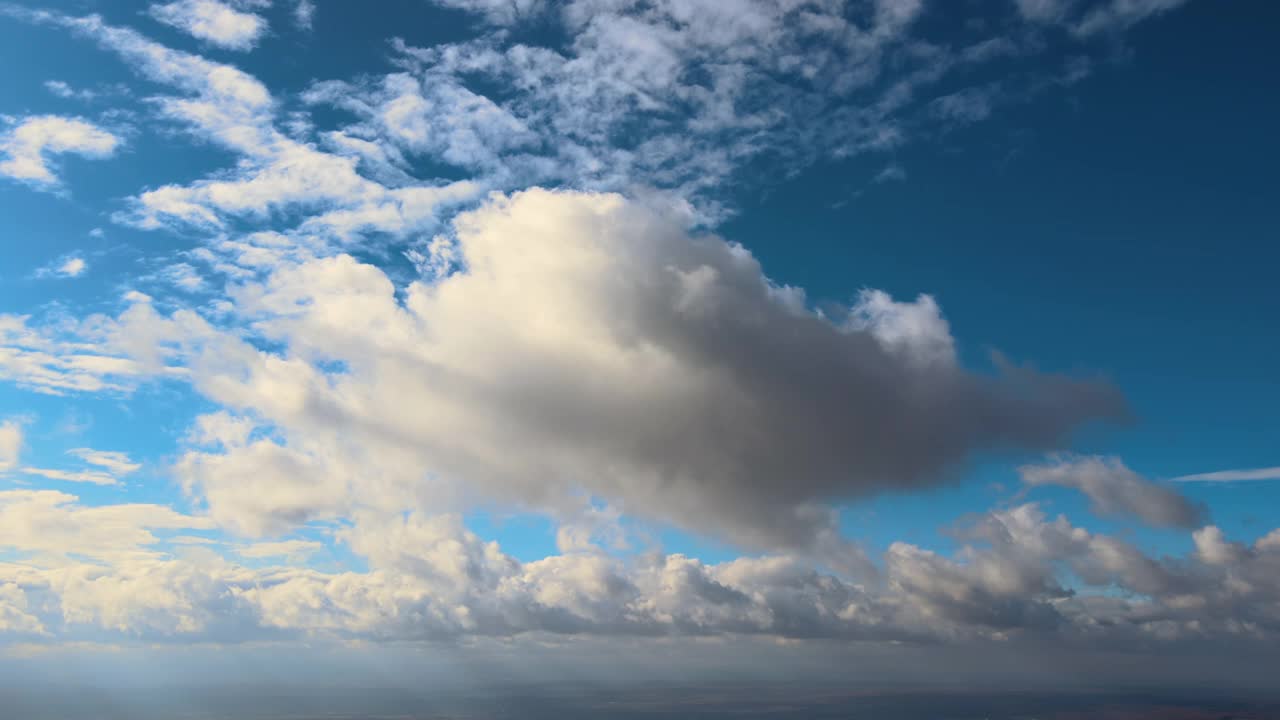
[1172,466,1280,483]
[0,419,22,472]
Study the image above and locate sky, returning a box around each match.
[0,0,1279,699]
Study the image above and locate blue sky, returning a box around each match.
[0,0,1278,691]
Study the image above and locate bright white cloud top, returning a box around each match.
[149,0,268,51]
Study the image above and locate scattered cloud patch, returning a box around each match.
[43,79,96,101]
[35,255,88,279]
[0,115,119,188]
[0,420,22,472]
[149,0,268,51]
[293,0,314,30]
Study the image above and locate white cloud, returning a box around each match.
[57,257,87,277]
[0,295,210,396]
[164,190,1120,570]
[0,420,22,473]
[68,448,141,476]
[149,0,268,51]
[0,489,214,565]
[35,255,88,279]
[43,79,96,101]
[0,115,119,188]
[236,539,322,560]
[1172,466,1280,483]
[0,495,1276,649]
[1020,455,1205,528]
[18,466,119,486]
[293,0,314,30]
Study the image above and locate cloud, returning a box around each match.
[873,163,907,184]
[35,254,88,279]
[68,448,141,476]
[57,257,87,277]
[43,79,96,101]
[429,0,546,25]
[0,496,1277,650]
[149,0,268,51]
[166,189,1122,568]
[1075,0,1191,36]
[0,419,21,472]
[236,539,322,560]
[0,115,119,188]
[13,11,482,239]
[0,489,214,565]
[18,466,119,486]
[0,292,215,395]
[1171,466,1280,483]
[309,0,983,220]
[293,0,314,30]
[1020,455,1206,528]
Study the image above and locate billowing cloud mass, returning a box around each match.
[160,189,1120,567]
[149,0,268,51]
[0,115,119,187]
[1020,455,1205,528]
[0,495,1277,651]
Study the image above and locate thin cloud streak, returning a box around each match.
[1172,466,1280,483]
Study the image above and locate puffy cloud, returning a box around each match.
[170,189,1121,567]
[0,115,119,188]
[1020,455,1206,528]
[149,0,268,51]
[0,495,1277,650]
[0,419,21,472]
[34,255,88,279]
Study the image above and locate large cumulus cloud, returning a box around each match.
[170,189,1124,567]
